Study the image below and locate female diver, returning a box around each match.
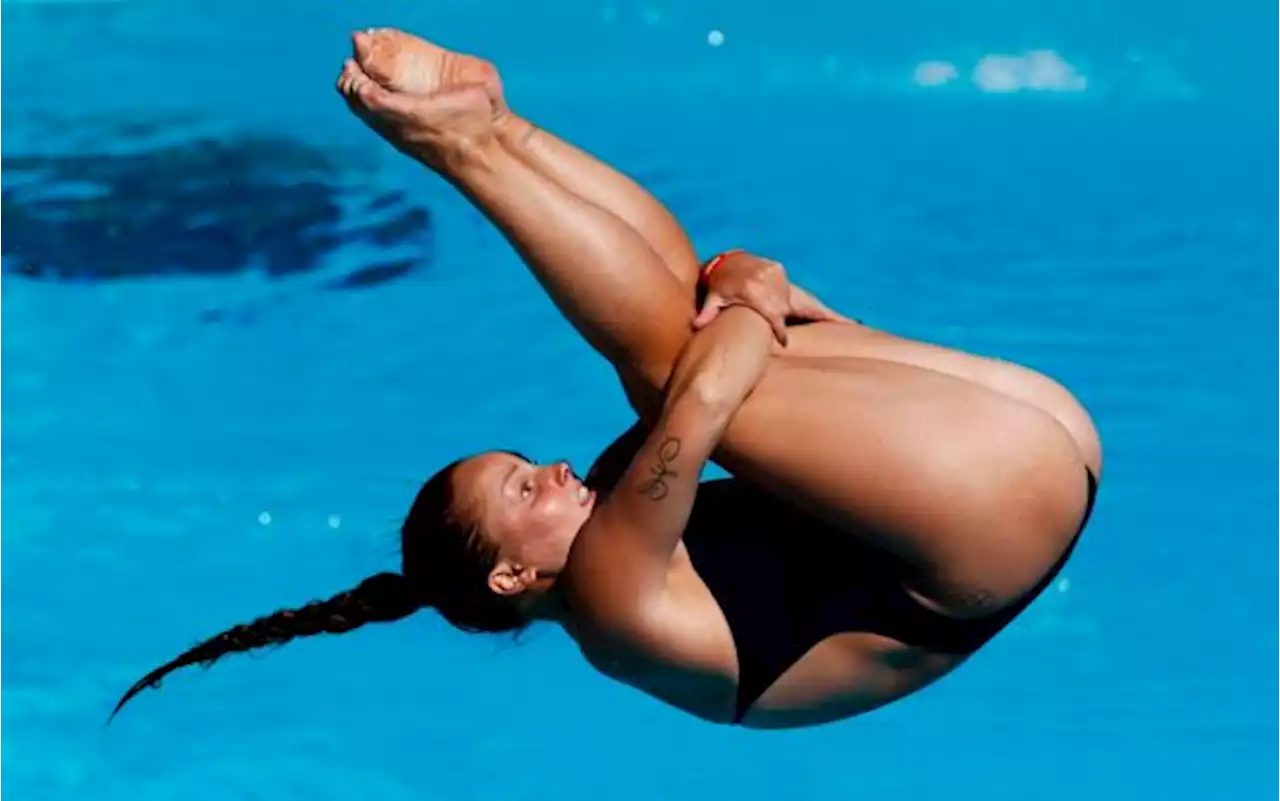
[112,29,1102,730]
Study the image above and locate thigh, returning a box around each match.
[712,355,1089,610]
[620,315,1100,478]
[785,321,1103,476]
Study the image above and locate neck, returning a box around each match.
[519,573,570,624]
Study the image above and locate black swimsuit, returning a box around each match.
[584,425,1099,726]
[680,469,1099,723]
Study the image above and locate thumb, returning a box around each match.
[693,293,726,329]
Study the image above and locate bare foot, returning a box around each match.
[350,28,508,121]
[336,58,493,173]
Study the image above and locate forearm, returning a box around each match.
[662,305,775,421]
[591,307,774,567]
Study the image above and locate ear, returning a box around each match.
[487,560,538,597]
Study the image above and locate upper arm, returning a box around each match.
[565,398,727,633]
[568,306,773,639]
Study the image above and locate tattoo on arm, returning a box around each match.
[637,437,681,501]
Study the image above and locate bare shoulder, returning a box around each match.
[570,563,741,724]
[568,421,742,721]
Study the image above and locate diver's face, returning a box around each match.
[452,451,595,580]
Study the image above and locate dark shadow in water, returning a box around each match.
[1,129,433,291]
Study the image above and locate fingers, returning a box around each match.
[747,286,790,345]
[692,293,726,329]
[790,285,853,324]
[748,270,791,344]
[768,310,789,346]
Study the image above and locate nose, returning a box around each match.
[551,461,572,487]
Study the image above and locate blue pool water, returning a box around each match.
[3,1,1275,799]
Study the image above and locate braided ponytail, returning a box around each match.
[112,457,534,720]
[110,572,422,720]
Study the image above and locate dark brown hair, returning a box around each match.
[109,459,527,720]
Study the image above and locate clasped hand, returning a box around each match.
[692,251,852,346]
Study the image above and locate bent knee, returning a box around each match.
[1059,405,1103,478]
[1029,382,1103,478]
[974,362,1102,477]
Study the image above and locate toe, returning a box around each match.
[351,30,374,61]
[351,28,399,86]
[344,64,406,116]
[336,59,361,96]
